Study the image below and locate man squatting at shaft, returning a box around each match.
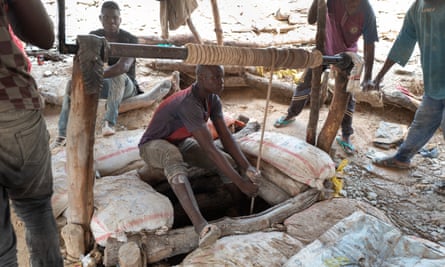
[138,65,261,247]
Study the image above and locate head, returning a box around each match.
[99,1,122,34]
[343,0,362,15]
[196,65,224,95]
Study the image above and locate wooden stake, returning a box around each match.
[64,55,99,254]
[317,69,349,153]
[210,0,223,45]
[307,0,326,145]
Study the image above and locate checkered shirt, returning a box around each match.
[0,1,41,112]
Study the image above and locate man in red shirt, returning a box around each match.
[139,65,260,248]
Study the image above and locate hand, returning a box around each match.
[244,166,262,184]
[361,79,375,91]
[239,179,259,198]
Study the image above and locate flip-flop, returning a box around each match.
[336,137,355,155]
[274,116,295,128]
[372,156,410,169]
[198,224,221,248]
[434,180,445,196]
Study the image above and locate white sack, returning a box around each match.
[51,149,69,218]
[178,231,304,267]
[91,170,174,246]
[283,211,445,267]
[239,131,335,190]
[94,129,145,176]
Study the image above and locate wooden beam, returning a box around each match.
[210,0,223,45]
[307,0,326,145]
[64,55,98,257]
[317,69,349,153]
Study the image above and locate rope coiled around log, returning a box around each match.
[184,43,323,69]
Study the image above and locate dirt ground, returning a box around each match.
[12,0,445,266]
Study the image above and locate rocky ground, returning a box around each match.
[12,0,445,266]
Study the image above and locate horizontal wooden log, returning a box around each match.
[147,59,258,76]
[138,34,314,48]
[243,72,294,104]
[103,189,320,266]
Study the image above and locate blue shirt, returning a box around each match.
[388,1,445,99]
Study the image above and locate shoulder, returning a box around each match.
[118,29,138,44]
[89,29,105,36]
[361,0,376,17]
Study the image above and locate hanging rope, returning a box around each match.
[250,47,278,214]
[256,47,277,170]
[184,43,322,69]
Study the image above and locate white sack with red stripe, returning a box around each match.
[238,131,335,190]
[94,129,145,176]
[90,170,174,246]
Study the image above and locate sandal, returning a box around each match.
[372,156,410,169]
[198,224,221,248]
[50,136,66,150]
[336,137,355,155]
[274,116,295,128]
[434,180,445,196]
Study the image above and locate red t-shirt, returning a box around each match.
[139,84,224,146]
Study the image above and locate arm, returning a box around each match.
[7,0,54,49]
[372,58,396,90]
[361,42,375,90]
[191,120,258,197]
[103,57,135,78]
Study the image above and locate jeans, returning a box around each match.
[394,95,445,163]
[0,110,63,267]
[139,138,234,184]
[58,74,136,137]
[287,67,355,138]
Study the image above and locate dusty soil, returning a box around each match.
[13,0,445,266]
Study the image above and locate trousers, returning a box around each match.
[58,74,136,137]
[394,95,445,163]
[0,109,63,267]
[287,67,355,138]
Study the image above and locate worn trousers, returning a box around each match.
[58,74,136,137]
[394,95,445,163]
[139,138,233,184]
[0,110,63,267]
[287,67,355,138]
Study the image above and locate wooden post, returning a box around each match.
[63,35,105,259]
[307,0,326,145]
[317,69,349,153]
[118,242,144,267]
[210,0,223,45]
